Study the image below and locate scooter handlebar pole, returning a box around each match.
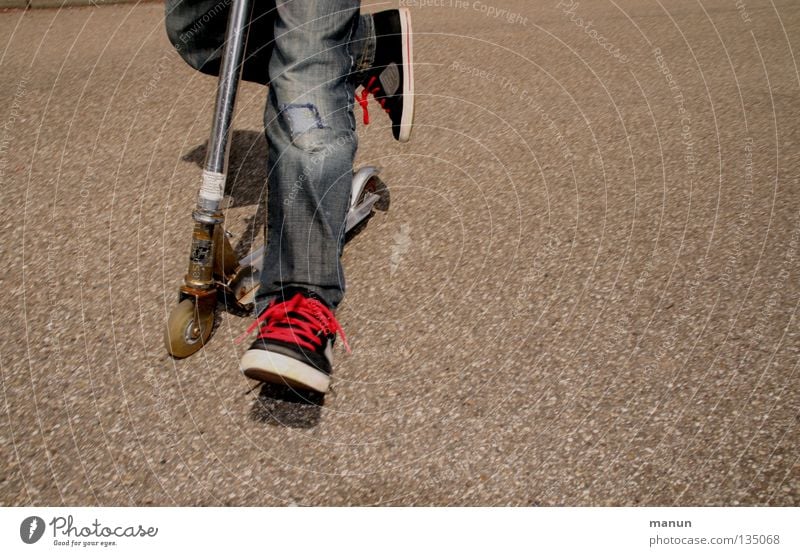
[185,0,252,293]
[199,0,254,210]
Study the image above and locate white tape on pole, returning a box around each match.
[199,170,226,202]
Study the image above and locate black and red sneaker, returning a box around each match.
[356,8,415,142]
[238,289,349,393]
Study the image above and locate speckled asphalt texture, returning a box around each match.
[1,0,798,506]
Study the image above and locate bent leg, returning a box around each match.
[164,0,277,85]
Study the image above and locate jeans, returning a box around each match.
[165,0,376,310]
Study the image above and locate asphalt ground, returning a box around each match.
[1,0,798,505]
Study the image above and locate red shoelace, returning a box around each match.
[236,293,350,353]
[356,76,390,126]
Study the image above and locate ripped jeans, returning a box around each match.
[165,0,376,310]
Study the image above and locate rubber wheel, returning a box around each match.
[164,298,214,358]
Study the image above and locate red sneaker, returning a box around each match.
[238,289,349,393]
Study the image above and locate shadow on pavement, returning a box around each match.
[182,129,267,259]
[182,128,393,257]
[182,129,267,208]
[249,383,324,429]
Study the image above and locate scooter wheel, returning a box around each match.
[164,298,214,358]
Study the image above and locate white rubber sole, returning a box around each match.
[398,7,415,143]
[240,349,331,393]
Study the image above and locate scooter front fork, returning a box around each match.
[179,208,240,296]
[178,0,253,307]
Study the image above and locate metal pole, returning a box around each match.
[198,0,254,210]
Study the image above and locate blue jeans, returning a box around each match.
[165,0,376,310]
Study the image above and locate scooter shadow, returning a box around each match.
[183,130,267,260]
[182,128,392,213]
[182,130,391,258]
[182,130,267,208]
[249,383,324,429]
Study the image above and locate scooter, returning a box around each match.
[164,0,383,358]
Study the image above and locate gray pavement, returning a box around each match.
[0,1,140,11]
[1,0,798,506]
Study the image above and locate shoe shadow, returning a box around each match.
[249,383,324,429]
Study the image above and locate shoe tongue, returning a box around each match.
[379,63,400,96]
[279,287,330,309]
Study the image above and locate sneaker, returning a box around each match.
[356,8,415,142]
[238,289,350,393]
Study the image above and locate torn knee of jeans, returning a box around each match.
[281,103,330,151]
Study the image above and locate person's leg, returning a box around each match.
[239,1,377,393]
[164,0,377,311]
[256,0,372,311]
[164,2,375,306]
